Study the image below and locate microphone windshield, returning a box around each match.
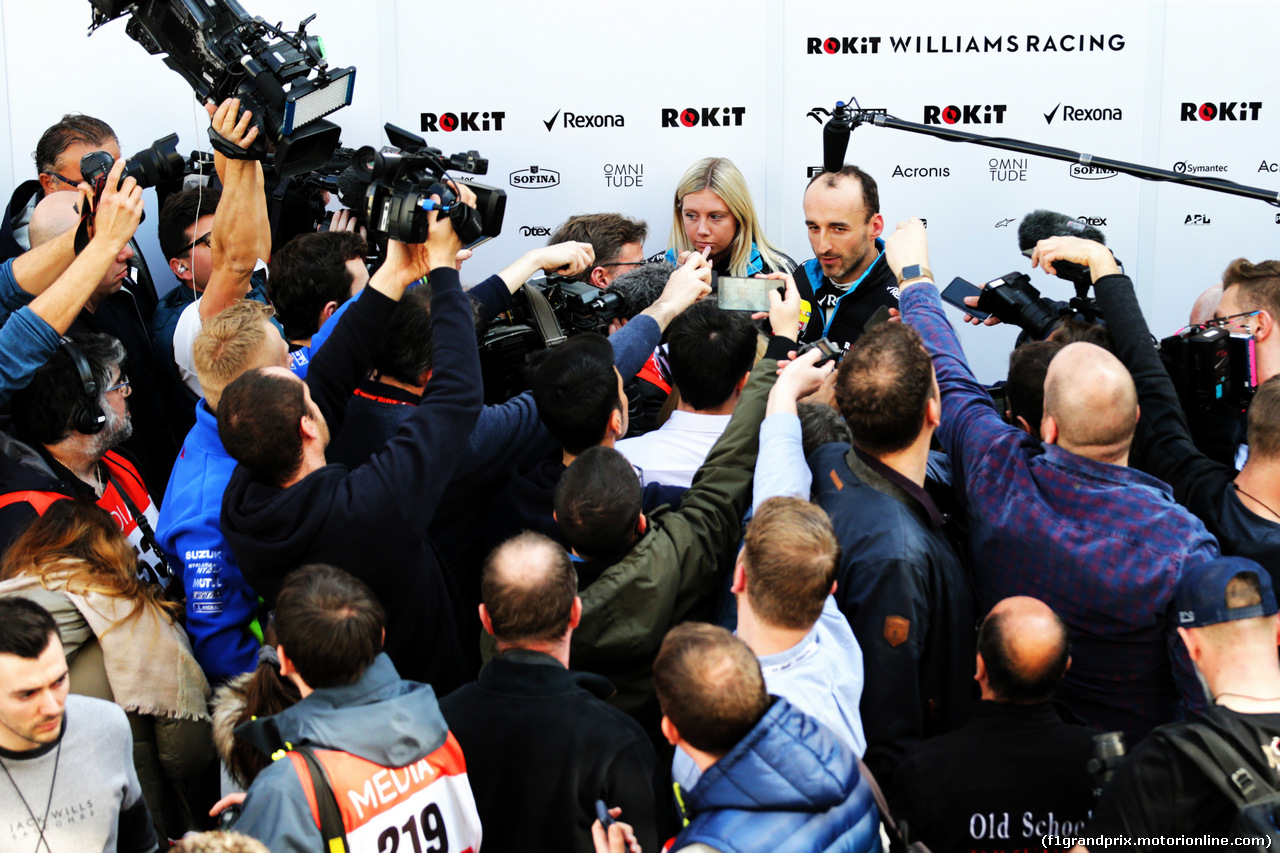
[607,261,675,319]
[1017,209,1106,252]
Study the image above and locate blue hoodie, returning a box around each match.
[674,698,880,853]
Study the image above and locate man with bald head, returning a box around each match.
[440,531,659,853]
[29,191,177,491]
[887,218,1218,743]
[889,597,1097,852]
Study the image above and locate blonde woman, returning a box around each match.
[665,157,794,277]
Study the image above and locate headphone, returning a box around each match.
[59,337,106,435]
[177,265,187,272]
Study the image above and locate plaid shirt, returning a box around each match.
[902,284,1220,741]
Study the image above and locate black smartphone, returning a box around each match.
[941,277,991,321]
[719,276,782,312]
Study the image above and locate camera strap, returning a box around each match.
[521,283,567,346]
[207,127,266,161]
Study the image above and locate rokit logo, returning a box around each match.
[1044,103,1122,124]
[990,158,1028,182]
[891,165,950,177]
[806,36,882,54]
[924,104,1007,125]
[808,106,886,124]
[1069,164,1117,180]
[520,226,551,237]
[419,111,505,132]
[509,166,560,189]
[1181,101,1262,121]
[543,110,625,131]
[1185,214,1211,226]
[604,163,644,188]
[1174,160,1228,174]
[662,107,747,128]
[1076,216,1108,226]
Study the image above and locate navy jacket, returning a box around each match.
[674,698,880,853]
[222,268,483,694]
[794,240,899,350]
[809,442,976,789]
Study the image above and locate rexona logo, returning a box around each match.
[808,106,886,124]
[924,105,1007,125]
[543,110,625,131]
[520,226,551,237]
[892,165,950,178]
[1076,216,1108,226]
[1185,214,1211,225]
[604,163,644,188]
[420,111,505,132]
[807,36,882,54]
[509,166,560,189]
[1181,102,1262,121]
[1069,164,1117,180]
[1173,161,1228,175]
[662,107,747,128]
[1044,103,1122,124]
[991,158,1028,182]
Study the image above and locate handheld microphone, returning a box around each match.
[606,261,675,319]
[823,102,853,174]
[1017,210,1109,299]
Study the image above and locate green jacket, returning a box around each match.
[569,342,786,718]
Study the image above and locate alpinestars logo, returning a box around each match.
[807,36,882,54]
[1181,102,1262,121]
[420,111,506,132]
[662,107,747,128]
[807,106,886,124]
[924,105,1007,125]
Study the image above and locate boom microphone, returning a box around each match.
[823,102,853,174]
[606,261,675,319]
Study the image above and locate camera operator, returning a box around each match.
[1035,235,1280,587]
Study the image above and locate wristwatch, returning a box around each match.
[897,264,933,284]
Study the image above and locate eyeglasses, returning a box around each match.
[44,171,82,189]
[1203,310,1261,330]
[180,232,213,253]
[106,374,131,396]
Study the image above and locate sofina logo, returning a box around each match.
[509,166,560,188]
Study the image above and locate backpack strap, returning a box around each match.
[1162,723,1279,807]
[855,756,932,853]
[293,746,350,853]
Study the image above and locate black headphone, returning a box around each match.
[59,337,106,435]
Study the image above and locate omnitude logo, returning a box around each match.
[662,107,747,128]
[806,36,882,54]
[1180,102,1262,121]
[420,111,506,132]
[924,105,1007,125]
[604,163,644,188]
[509,166,560,189]
[991,158,1027,181]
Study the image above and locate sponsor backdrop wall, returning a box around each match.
[2,0,1277,380]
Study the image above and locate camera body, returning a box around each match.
[970,272,1062,339]
[355,124,506,245]
[80,133,184,191]
[1161,326,1258,414]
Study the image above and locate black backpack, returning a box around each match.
[1162,723,1280,850]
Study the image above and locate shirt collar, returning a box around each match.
[848,445,947,529]
[662,410,734,431]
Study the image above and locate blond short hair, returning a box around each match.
[193,300,278,410]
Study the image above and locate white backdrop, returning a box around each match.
[2,0,1278,381]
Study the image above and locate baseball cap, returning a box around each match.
[1176,556,1278,628]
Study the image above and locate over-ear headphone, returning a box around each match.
[59,337,106,435]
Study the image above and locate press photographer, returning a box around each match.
[1032,235,1280,586]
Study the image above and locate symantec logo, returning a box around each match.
[420,111,506,132]
[662,107,747,128]
[807,36,882,54]
[924,105,1007,125]
[1181,101,1262,121]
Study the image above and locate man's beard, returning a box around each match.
[90,404,133,457]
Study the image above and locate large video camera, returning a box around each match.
[352,124,506,245]
[88,0,355,178]
[479,274,624,404]
[1161,325,1257,414]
